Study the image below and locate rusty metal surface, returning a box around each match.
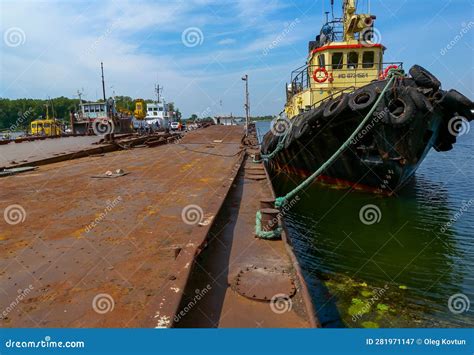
[233,266,296,301]
[174,150,313,328]
[0,136,101,167]
[0,125,245,328]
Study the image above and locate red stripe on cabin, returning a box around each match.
[309,43,383,57]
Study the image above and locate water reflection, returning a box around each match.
[257,119,474,328]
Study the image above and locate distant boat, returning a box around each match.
[72,99,134,135]
[213,116,244,126]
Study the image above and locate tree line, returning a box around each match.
[0,96,181,132]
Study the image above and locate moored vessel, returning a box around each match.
[262,0,473,193]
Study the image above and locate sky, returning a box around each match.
[0,0,473,118]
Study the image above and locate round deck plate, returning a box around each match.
[233,266,296,301]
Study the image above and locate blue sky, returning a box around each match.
[0,0,473,117]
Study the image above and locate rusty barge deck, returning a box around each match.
[0,125,317,328]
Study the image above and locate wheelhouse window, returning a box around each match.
[84,106,90,112]
[317,54,325,68]
[362,51,375,68]
[347,52,358,69]
[332,52,343,70]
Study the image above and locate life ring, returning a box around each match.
[381,65,398,79]
[313,67,329,83]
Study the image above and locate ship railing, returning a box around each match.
[287,62,403,99]
[309,86,356,109]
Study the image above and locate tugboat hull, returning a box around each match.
[263,75,472,194]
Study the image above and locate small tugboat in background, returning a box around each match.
[70,63,134,136]
[262,0,473,194]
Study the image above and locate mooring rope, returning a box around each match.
[253,123,290,163]
[255,68,405,239]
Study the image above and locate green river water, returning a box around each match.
[256,121,474,328]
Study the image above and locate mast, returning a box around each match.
[155,84,163,103]
[342,0,374,42]
[101,62,106,101]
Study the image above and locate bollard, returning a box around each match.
[260,197,275,209]
[260,208,280,231]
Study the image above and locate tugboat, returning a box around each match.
[262,0,473,193]
[70,63,134,136]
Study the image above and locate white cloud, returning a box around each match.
[217,38,236,45]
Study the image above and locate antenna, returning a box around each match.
[331,0,334,19]
[101,62,106,101]
[49,97,56,118]
[77,89,83,103]
[155,84,163,103]
[325,11,330,23]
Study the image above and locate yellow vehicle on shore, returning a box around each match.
[30,119,62,136]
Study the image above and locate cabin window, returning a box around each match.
[44,123,51,128]
[332,52,343,70]
[347,52,358,69]
[32,123,37,128]
[317,54,325,68]
[362,51,375,68]
[84,106,90,112]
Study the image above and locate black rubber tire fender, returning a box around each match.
[307,101,326,124]
[323,93,349,119]
[439,89,474,121]
[348,85,378,111]
[380,88,416,127]
[407,87,433,113]
[284,115,302,149]
[409,65,441,90]
[293,112,311,140]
